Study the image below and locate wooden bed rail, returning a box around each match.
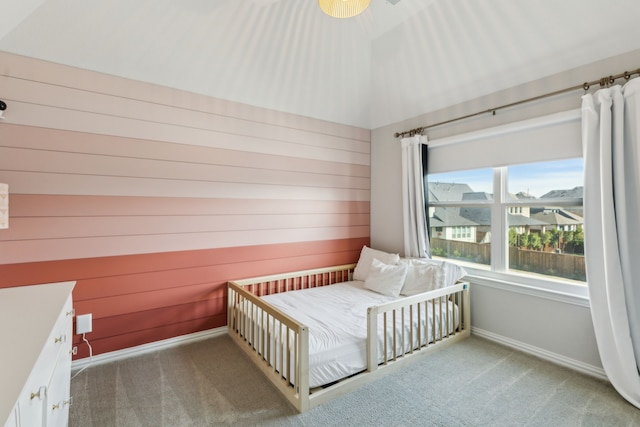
[227,264,355,412]
[366,282,469,371]
[229,263,356,296]
[227,281,310,410]
[227,265,470,413]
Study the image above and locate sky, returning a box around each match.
[428,158,584,198]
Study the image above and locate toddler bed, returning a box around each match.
[227,247,470,412]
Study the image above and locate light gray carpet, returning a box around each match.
[70,334,640,426]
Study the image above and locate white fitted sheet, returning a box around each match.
[261,280,458,388]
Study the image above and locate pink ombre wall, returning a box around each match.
[0,52,370,358]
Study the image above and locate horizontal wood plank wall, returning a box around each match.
[0,239,366,358]
[0,52,371,358]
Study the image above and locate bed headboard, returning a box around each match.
[228,263,356,297]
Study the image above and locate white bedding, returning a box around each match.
[261,280,458,388]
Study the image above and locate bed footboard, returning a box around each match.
[227,264,356,412]
[366,282,470,371]
[227,264,470,413]
[310,281,470,410]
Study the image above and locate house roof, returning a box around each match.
[429,183,573,228]
[455,207,547,227]
[531,209,583,226]
[428,182,475,202]
[514,191,536,200]
[507,214,548,227]
[430,207,478,228]
[2,1,640,129]
[541,187,584,199]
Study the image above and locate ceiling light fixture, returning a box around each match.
[318,0,371,19]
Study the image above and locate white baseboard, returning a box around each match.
[471,327,608,381]
[71,327,227,373]
[72,325,608,382]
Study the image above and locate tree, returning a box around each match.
[541,231,551,250]
[509,228,518,247]
[564,230,575,252]
[529,233,542,250]
[550,228,563,251]
[573,226,584,254]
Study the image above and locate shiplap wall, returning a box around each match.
[0,52,370,358]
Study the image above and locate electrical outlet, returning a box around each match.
[76,313,92,334]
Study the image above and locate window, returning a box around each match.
[427,158,585,283]
[506,158,584,281]
[427,169,492,267]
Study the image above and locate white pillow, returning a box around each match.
[441,261,467,286]
[364,258,408,297]
[401,262,445,296]
[353,246,400,281]
[399,258,467,296]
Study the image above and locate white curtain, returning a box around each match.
[401,135,430,258]
[582,78,640,408]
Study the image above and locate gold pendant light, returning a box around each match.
[318,0,371,19]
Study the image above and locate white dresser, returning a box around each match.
[1,281,76,427]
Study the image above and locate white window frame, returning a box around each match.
[426,109,588,301]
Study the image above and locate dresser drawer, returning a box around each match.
[14,381,46,427]
[1,282,76,427]
[44,348,72,427]
[22,295,73,399]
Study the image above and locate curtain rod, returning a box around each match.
[394,68,640,139]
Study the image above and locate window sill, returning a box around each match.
[467,269,589,308]
[440,259,590,308]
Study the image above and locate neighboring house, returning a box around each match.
[428,183,582,243]
[530,208,583,233]
[509,191,535,218]
[457,192,548,243]
[429,207,478,243]
[540,186,584,200]
[428,183,478,243]
[532,186,584,232]
[427,182,475,202]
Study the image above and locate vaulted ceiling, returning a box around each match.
[1,0,640,129]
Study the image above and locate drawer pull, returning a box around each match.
[30,386,46,400]
[66,308,75,317]
[52,403,60,411]
[64,397,73,407]
[54,335,65,344]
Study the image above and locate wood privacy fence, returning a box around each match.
[431,238,490,265]
[430,238,586,281]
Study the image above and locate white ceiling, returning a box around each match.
[1,0,640,130]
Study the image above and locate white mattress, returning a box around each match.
[261,280,458,388]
